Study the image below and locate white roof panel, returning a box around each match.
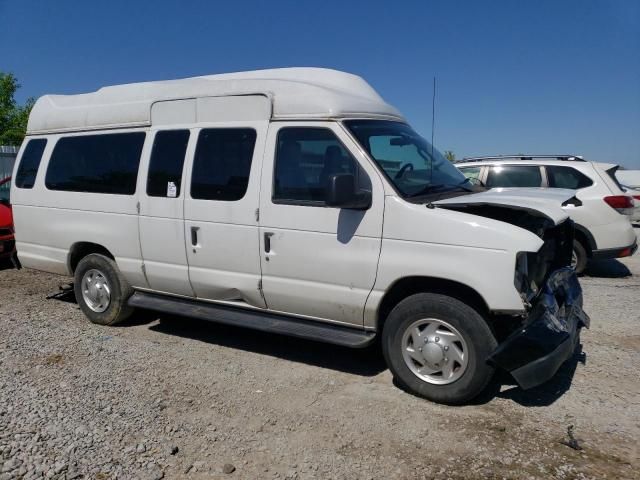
[27,68,404,134]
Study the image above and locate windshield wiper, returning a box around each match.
[407,180,473,198]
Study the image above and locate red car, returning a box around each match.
[0,176,16,264]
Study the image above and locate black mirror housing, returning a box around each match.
[326,174,371,210]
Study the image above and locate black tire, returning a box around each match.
[382,293,497,405]
[572,239,588,275]
[73,254,134,325]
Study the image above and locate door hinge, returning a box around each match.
[141,263,147,275]
[136,201,140,214]
[257,279,265,300]
[255,208,260,222]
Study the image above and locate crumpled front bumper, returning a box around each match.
[489,267,590,390]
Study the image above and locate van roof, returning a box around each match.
[27,68,404,134]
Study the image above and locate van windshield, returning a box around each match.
[344,120,470,198]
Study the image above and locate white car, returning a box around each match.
[456,156,637,273]
[620,185,640,222]
[11,68,589,405]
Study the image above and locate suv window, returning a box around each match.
[15,139,47,189]
[273,127,366,204]
[546,165,593,189]
[147,130,190,198]
[458,166,482,182]
[46,132,145,194]
[485,165,542,188]
[191,128,256,201]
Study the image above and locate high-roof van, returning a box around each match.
[11,68,589,404]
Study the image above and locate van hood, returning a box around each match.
[432,188,574,226]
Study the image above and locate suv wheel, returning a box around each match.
[571,239,588,275]
[74,254,134,325]
[382,293,497,405]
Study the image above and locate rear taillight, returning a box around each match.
[604,195,635,215]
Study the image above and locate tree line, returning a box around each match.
[0,72,34,146]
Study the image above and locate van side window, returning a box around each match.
[546,166,593,189]
[46,132,145,195]
[15,139,47,189]
[485,165,542,188]
[147,130,190,197]
[273,128,366,205]
[191,129,257,201]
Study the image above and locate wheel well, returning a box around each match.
[68,242,115,274]
[377,276,490,331]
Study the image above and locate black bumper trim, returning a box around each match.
[510,321,579,390]
[489,267,589,390]
[592,240,637,260]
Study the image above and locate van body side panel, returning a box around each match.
[11,131,147,287]
[362,197,542,328]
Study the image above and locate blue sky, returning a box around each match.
[1,0,639,168]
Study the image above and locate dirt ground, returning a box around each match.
[1,232,639,479]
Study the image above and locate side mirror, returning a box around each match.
[326,174,371,210]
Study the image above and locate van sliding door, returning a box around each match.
[138,129,195,296]
[183,95,270,307]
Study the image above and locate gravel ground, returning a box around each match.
[1,232,639,479]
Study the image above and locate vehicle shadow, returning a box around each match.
[141,312,387,377]
[47,298,585,402]
[585,259,631,278]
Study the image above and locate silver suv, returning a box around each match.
[455,155,637,273]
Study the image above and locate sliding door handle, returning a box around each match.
[264,232,274,253]
[191,226,199,246]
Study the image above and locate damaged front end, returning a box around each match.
[433,191,590,389]
[490,267,590,389]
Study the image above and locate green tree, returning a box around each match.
[444,150,456,162]
[0,72,35,146]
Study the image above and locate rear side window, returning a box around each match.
[486,165,542,188]
[15,139,47,189]
[147,130,190,197]
[191,129,256,201]
[46,132,145,195]
[546,166,593,189]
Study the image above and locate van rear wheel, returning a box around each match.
[73,254,134,325]
[382,293,497,405]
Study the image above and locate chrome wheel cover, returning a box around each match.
[401,318,469,385]
[81,269,111,313]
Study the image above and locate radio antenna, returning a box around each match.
[431,76,436,155]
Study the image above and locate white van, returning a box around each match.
[11,68,589,404]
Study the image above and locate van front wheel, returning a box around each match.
[73,254,134,326]
[382,293,497,405]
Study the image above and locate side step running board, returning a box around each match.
[128,291,376,349]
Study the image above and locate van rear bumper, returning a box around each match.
[488,267,590,390]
